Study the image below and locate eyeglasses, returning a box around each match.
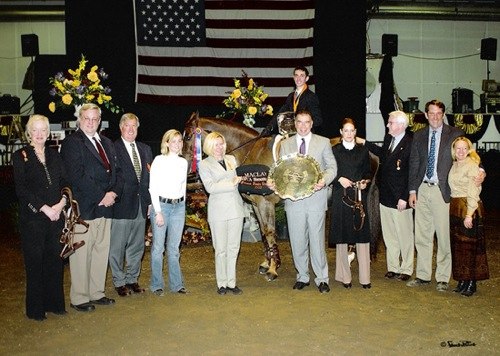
[82,117,100,123]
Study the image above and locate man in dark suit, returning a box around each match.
[362,111,414,281]
[60,103,119,312]
[110,113,152,296]
[264,66,322,135]
[406,99,464,292]
[269,110,337,293]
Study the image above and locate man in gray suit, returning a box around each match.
[407,99,464,292]
[270,110,337,293]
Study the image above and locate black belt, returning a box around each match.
[159,196,184,204]
[423,181,439,186]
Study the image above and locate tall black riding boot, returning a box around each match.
[453,280,466,293]
[461,280,477,297]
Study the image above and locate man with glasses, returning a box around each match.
[60,103,120,312]
[359,111,414,282]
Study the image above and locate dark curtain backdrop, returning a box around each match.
[40,0,365,142]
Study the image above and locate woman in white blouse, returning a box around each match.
[198,132,245,295]
[149,129,188,296]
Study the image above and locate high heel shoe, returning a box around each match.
[461,280,477,297]
[453,280,466,293]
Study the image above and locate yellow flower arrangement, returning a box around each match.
[222,71,273,127]
[48,54,121,114]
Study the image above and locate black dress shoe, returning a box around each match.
[29,314,47,321]
[385,272,400,279]
[362,283,372,289]
[342,283,352,289]
[293,281,310,290]
[398,274,411,281]
[51,310,67,315]
[70,302,95,312]
[126,283,145,294]
[217,287,227,295]
[116,285,131,297]
[318,282,330,293]
[90,297,115,305]
[228,286,243,295]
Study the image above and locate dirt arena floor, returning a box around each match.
[0,211,498,355]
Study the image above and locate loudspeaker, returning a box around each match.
[21,34,39,57]
[481,38,497,61]
[382,34,398,57]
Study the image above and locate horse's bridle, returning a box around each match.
[341,180,370,231]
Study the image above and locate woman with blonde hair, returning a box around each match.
[198,132,245,295]
[12,114,68,320]
[448,136,489,297]
[149,129,188,296]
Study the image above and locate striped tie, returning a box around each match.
[130,143,141,181]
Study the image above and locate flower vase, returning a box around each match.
[243,114,255,128]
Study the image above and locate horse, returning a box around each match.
[182,113,382,280]
[182,112,282,281]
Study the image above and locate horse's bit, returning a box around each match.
[341,180,370,231]
[59,187,89,259]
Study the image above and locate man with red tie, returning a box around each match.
[61,103,120,312]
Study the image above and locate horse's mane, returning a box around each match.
[198,117,259,139]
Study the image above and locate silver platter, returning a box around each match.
[269,153,322,201]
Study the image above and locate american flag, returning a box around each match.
[134,0,315,106]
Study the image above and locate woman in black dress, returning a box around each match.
[329,118,372,289]
[12,115,68,320]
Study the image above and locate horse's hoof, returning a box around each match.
[266,272,278,282]
[258,266,269,275]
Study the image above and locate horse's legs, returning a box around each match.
[251,196,281,281]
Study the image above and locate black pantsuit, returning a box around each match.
[13,145,68,320]
[20,219,65,318]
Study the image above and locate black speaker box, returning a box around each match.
[0,94,21,115]
[21,34,39,57]
[382,34,398,57]
[452,88,474,113]
[481,38,497,61]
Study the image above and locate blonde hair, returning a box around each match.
[203,132,226,157]
[25,114,50,143]
[77,103,101,126]
[160,129,182,155]
[119,113,140,128]
[451,136,481,164]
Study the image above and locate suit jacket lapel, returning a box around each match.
[80,130,103,165]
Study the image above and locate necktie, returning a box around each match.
[93,137,111,171]
[426,130,437,179]
[388,137,395,152]
[130,143,141,181]
[299,138,306,155]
